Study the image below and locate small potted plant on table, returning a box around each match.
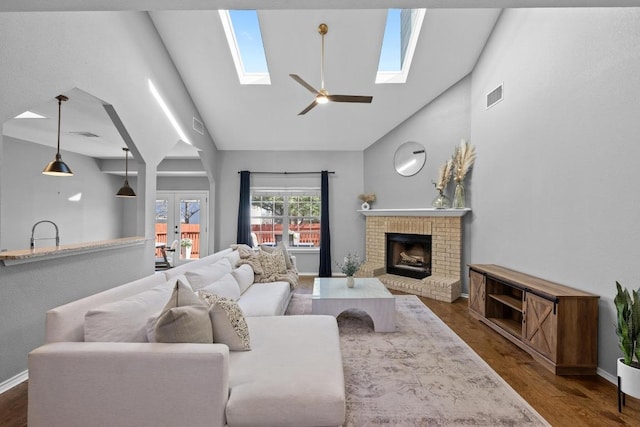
[337,252,362,288]
[615,281,640,412]
[181,238,193,259]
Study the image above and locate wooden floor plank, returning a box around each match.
[1,285,638,426]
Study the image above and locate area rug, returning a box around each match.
[286,293,550,426]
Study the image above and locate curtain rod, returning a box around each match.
[237,171,335,175]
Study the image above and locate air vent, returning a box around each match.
[192,117,204,135]
[486,83,503,109]
[69,131,100,138]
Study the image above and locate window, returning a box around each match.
[251,188,321,249]
[219,10,271,85]
[376,8,426,84]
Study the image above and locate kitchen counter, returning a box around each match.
[0,236,147,266]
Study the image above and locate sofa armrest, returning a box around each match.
[28,342,229,427]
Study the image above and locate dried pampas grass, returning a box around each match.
[435,159,453,192]
[453,139,476,183]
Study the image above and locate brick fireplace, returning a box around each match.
[358,209,469,302]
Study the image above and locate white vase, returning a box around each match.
[361,202,370,210]
[618,358,640,399]
[346,276,355,288]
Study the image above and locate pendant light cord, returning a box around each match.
[56,97,62,157]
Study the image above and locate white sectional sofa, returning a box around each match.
[27,247,346,427]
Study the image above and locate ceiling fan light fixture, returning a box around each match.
[43,95,73,176]
[290,23,373,115]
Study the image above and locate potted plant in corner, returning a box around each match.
[615,281,640,412]
[181,238,193,259]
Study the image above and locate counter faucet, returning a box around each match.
[30,220,60,249]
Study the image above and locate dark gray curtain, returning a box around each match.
[236,171,252,245]
[319,170,332,277]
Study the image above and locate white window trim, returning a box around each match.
[250,187,321,251]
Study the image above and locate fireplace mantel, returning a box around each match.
[358,208,470,217]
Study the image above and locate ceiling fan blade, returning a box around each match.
[328,95,373,104]
[298,100,318,116]
[290,74,320,95]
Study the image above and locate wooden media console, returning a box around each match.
[468,264,599,375]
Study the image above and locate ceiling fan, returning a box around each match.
[290,23,373,116]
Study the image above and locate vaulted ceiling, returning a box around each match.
[3,0,638,158]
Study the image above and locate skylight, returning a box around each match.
[376,9,426,84]
[219,10,271,85]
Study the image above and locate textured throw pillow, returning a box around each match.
[258,247,287,276]
[185,258,232,291]
[199,272,242,301]
[199,291,251,351]
[154,279,213,343]
[236,254,264,276]
[260,242,294,270]
[230,244,255,259]
[231,264,254,294]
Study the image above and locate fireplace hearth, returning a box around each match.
[386,233,431,280]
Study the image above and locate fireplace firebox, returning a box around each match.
[385,233,432,279]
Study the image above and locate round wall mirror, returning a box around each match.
[394,141,426,177]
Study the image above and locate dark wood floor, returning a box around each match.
[1,287,639,426]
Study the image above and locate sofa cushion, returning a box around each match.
[231,264,254,295]
[184,258,233,291]
[226,315,345,427]
[154,280,213,343]
[200,273,241,301]
[237,281,291,317]
[199,291,251,351]
[84,281,174,342]
[225,250,241,268]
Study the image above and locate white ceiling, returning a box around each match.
[151,8,500,151]
[3,0,638,158]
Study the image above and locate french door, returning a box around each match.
[155,192,209,262]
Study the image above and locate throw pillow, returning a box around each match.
[199,272,241,301]
[236,254,264,276]
[258,247,287,277]
[84,282,174,342]
[231,264,254,294]
[154,279,213,343]
[260,242,294,270]
[199,291,251,351]
[185,258,232,291]
[230,244,255,259]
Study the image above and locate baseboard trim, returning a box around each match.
[0,370,28,395]
[598,367,617,385]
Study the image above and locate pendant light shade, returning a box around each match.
[43,95,74,176]
[116,147,136,197]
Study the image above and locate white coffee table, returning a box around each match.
[312,277,396,332]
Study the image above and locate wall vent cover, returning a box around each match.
[193,117,204,135]
[486,83,503,109]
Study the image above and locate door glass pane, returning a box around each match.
[155,199,169,257]
[179,198,201,260]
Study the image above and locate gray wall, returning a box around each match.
[470,8,640,377]
[364,75,473,286]
[1,136,126,250]
[217,151,364,274]
[0,241,151,385]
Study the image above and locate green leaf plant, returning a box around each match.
[615,281,640,367]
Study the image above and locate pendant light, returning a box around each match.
[116,147,136,197]
[43,95,74,176]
